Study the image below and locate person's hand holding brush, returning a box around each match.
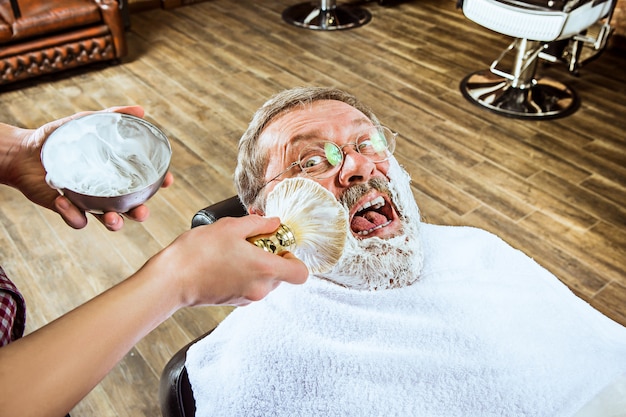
[0,214,308,417]
[147,214,310,307]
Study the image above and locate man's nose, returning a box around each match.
[337,147,376,187]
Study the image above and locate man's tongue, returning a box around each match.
[351,211,388,233]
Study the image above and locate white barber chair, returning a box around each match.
[459,0,616,119]
[282,0,372,30]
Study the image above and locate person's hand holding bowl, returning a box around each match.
[40,111,172,230]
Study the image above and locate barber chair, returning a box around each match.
[458,0,616,119]
[159,330,207,417]
[190,195,247,228]
[282,0,372,30]
[159,196,246,417]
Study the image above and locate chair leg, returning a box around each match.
[460,39,579,119]
[282,0,371,30]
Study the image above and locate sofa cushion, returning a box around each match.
[0,0,103,43]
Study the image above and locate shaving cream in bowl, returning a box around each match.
[41,112,172,213]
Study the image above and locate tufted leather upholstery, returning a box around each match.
[0,0,126,86]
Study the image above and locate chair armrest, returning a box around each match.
[9,0,20,19]
[95,0,127,57]
[159,329,215,417]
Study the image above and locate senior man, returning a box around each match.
[186,87,626,416]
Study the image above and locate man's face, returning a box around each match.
[257,100,403,240]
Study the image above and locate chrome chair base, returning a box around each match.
[460,70,580,120]
[282,2,372,30]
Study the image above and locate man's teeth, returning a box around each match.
[357,196,385,213]
[354,196,390,236]
[357,220,392,236]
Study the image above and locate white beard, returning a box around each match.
[317,158,424,290]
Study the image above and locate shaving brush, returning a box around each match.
[249,177,348,274]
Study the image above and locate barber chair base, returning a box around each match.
[460,70,580,119]
[282,2,371,30]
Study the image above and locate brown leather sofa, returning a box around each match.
[0,0,127,86]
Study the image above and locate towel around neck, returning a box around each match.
[186,224,626,417]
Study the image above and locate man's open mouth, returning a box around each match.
[350,194,394,237]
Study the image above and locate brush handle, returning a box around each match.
[248,223,297,255]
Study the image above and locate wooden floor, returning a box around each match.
[1,0,625,415]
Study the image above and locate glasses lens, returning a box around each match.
[299,142,342,179]
[324,142,342,167]
[296,127,397,180]
[357,126,395,162]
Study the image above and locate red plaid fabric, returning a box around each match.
[0,266,26,347]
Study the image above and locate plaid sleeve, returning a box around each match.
[0,266,26,347]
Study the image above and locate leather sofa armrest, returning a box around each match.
[9,0,20,19]
[95,0,127,57]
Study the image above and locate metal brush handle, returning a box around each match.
[248,223,296,255]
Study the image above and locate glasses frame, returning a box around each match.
[259,125,397,192]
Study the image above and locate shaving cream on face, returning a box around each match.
[42,113,170,197]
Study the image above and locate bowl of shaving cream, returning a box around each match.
[41,112,171,214]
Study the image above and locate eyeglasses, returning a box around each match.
[260,125,397,189]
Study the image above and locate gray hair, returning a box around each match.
[234,86,381,210]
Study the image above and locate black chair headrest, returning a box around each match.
[191,196,248,228]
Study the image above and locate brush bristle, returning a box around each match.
[265,178,348,274]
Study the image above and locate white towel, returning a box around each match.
[186,224,626,417]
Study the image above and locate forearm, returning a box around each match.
[0,122,26,186]
[0,260,181,417]
[0,216,308,417]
